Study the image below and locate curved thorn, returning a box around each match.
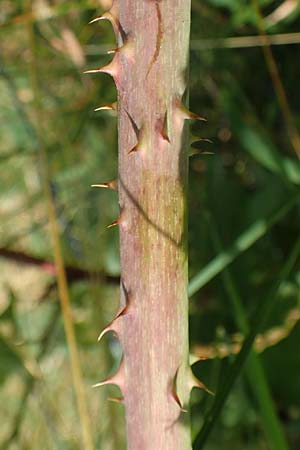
[97,324,116,342]
[128,127,145,155]
[190,136,213,145]
[93,358,125,390]
[170,367,188,413]
[128,144,140,155]
[89,11,116,26]
[171,389,188,413]
[89,5,123,41]
[188,149,214,157]
[159,110,170,143]
[97,303,128,342]
[175,98,207,122]
[190,353,209,365]
[188,368,214,396]
[94,102,118,112]
[185,111,207,122]
[107,209,124,229]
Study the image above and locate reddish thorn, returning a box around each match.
[171,388,187,413]
[107,219,119,229]
[160,110,170,143]
[84,60,118,78]
[186,111,207,122]
[107,209,124,229]
[93,358,125,390]
[107,42,130,56]
[128,126,145,155]
[97,324,116,342]
[91,183,109,188]
[89,11,115,25]
[175,98,207,122]
[188,369,214,396]
[94,102,118,112]
[84,68,101,74]
[108,396,124,404]
[97,303,128,342]
[88,7,121,40]
[128,144,140,155]
[161,130,170,143]
[170,367,188,413]
[91,180,118,190]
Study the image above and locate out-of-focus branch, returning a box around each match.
[192,305,300,361]
[252,0,300,158]
[0,247,119,285]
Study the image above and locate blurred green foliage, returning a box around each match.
[1,0,300,449]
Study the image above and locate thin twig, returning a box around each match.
[190,32,300,50]
[0,247,119,285]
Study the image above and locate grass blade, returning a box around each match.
[209,216,290,450]
[193,236,300,449]
[188,192,300,297]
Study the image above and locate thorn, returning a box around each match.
[170,367,188,413]
[106,43,128,55]
[91,180,118,190]
[175,98,207,122]
[128,126,145,155]
[88,14,109,25]
[97,324,116,342]
[93,358,125,391]
[125,109,140,138]
[97,303,128,342]
[107,209,124,229]
[108,396,124,404]
[84,61,117,78]
[89,11,116,27]
[190,136,213,145]
[171,388,188,413]
[185,111,207,122]
[107,48,117,55]
[158,110,170,143]
[189,149,214,157]
[120,280,132,310]
[88,5,124,42]
[107,219,120,229]
[94,102,118,112]
[190,353,209,365]
[128,144,140,155]
[188,368,214,396]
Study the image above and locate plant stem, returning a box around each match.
[93,1,194,448]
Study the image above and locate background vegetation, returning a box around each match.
[1,0,300,449]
